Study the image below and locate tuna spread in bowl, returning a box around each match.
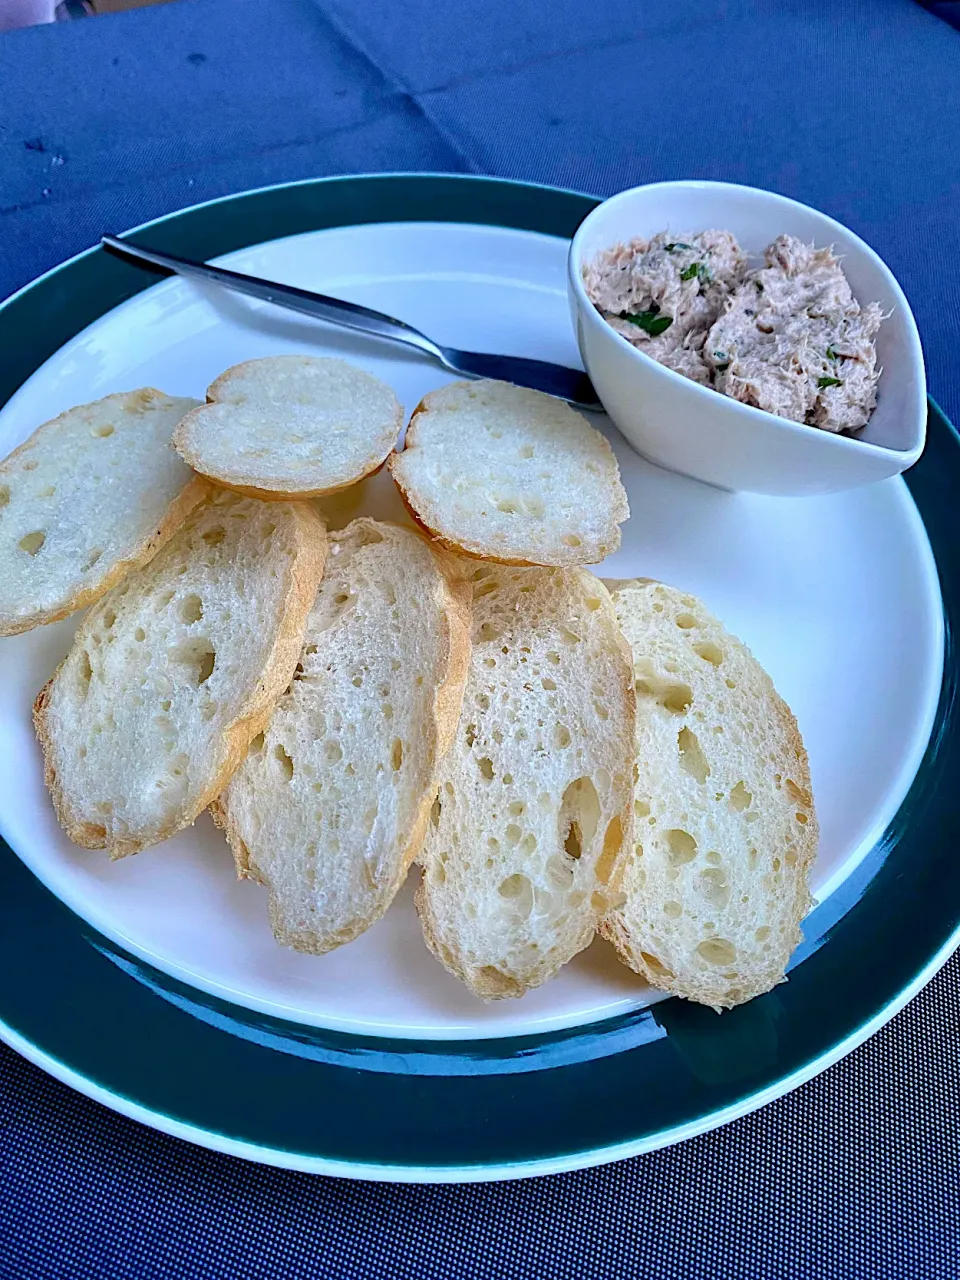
[584,230,883,435]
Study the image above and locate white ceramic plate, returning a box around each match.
[0,217,943,1043]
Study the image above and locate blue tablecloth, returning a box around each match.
[1,1,959,1275]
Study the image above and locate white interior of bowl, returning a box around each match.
[571,181,926,455]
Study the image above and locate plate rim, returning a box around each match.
[0,171,957,1182]
[4,915,958,1183]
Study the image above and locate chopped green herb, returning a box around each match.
[712,351,729,363]
[680,261,713,284]
[826,345,843,361]
[755,279,764,292]
[665,242,693,252]
[817,376,843,389]
[620,309,673,337]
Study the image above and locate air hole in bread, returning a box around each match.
[640,951,673,978]
[498,874,533,919]
[249,733,265,754]
[635,672,693,714]
[475,580,499,598]
[391,739,403,772]
[666,828,697,866]
[596,818,623,884]
[19,530,45,556]
[785,778,813,808]
[477,756,494,781]
[755,926,771,943]
[728,781,752,812]
[559,626,580,645]
[325,742,342,764]
[559,775,600,865]
[202,526,226,546]
[677,727,710,783]
[508,800,526,817]
[0,485,9,508]
[675,613,698,629]
[180,594,203,624]
[85,823,107,842]
[555,724,571,749]
[519,444,534,459]
[354,524,384,547]
[273,744,294,780]
[541,677,557,691]
[694,641,723,666]
[561,534,582,548]
[696,937,737,966]
[634,799,650,818]
[585,597,602,612]
[796,812,808,825]
[169,639,216,686]
[77,650,92,699]
[430,796,442,827]
[505,824,522,846]
[664,900,682,918]
[91,424,115,438]
[564,822,582,859]
[38,484,55,498]
[699,867,731,909]
[478,622,500,643]
[495,498,518,514]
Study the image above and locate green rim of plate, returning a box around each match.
[0,174,958,1183]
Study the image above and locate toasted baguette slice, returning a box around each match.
[0,389,205,637]
[172,356,403,499]
[599,580,818,1010]
[388,380,628,566]
[416,563,636,999]
[211,518,471,954]
[34,491,327,857]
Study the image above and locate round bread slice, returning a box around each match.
[416,562,636,999]
[388,379,628,566]
[172,356,403,500]
[599,579,819,1011]
[34,490,327,858]
[211,518,471,955]
[0,389,206,637]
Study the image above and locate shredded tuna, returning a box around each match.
[584,230,883,433]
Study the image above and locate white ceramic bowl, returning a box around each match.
[568,181,926,496]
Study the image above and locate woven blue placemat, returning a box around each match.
[1,1,959,1275]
